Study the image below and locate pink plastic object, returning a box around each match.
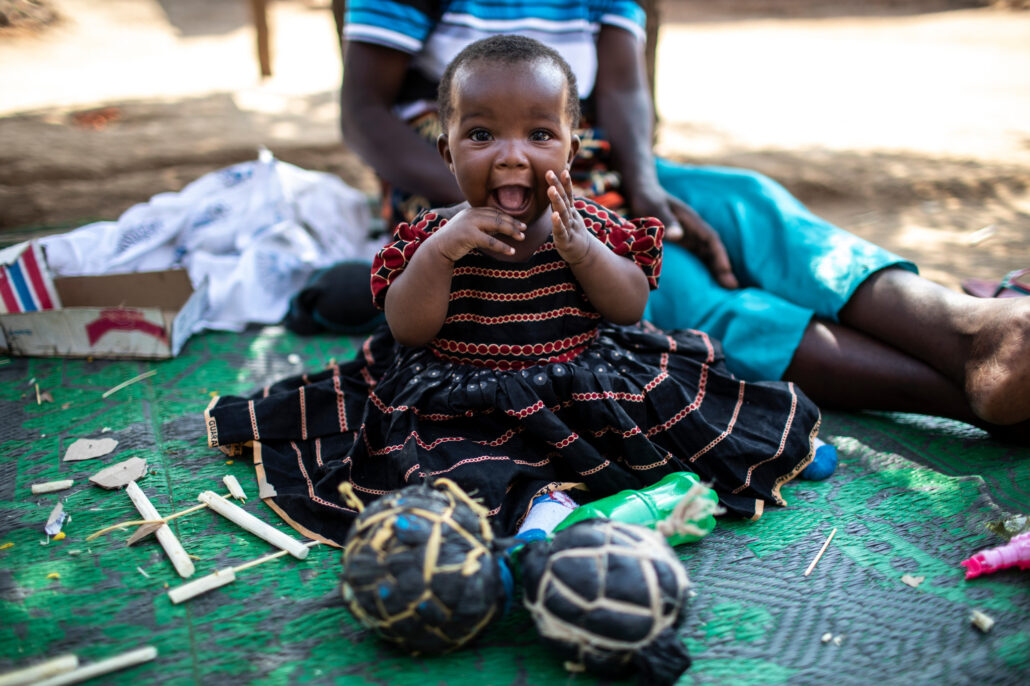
[961,532,1030,580]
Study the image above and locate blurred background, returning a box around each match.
[1,0,1028,290]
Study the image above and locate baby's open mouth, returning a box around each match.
[492,185,530,214]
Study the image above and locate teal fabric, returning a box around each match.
[645,159,917,381]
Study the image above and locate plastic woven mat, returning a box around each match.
[1,327,1028,685]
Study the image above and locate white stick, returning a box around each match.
[166,541,319,604]
[32,647,156,686]
[125,482,195,578]
[167,568,237,604]
[197,491,308,559]
[101,370,157,398]
[804,527,837,577]
[0,654,79,686]
[222,474,247,502]
[31,480,74,495]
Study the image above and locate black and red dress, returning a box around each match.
[205,198,819,544]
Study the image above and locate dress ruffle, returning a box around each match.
[371,200,663,308]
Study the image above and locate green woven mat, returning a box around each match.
[1,327,1028,685]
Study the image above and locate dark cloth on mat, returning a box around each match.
[205,201,819,543]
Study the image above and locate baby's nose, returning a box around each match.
[495,139,529,167]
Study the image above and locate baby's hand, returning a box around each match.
[548,169,592,265]
[430,207,526,262]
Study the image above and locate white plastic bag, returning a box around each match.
[40,149,377,333]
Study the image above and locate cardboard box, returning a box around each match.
[0,249,206,359]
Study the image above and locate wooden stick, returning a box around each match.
[101,370,156,399]
[167,568,237,604]
[167,541,319,604]
[32,646,156,686]
[222,475,247,502]
[87,491,237,543]
[0,654,78,686]
[31,480,74,495]
[125,482,195,578]
[197,491,309,559]
[804,527,837,577]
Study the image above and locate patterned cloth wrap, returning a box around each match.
[520,518,693,685]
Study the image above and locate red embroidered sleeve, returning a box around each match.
[370,211,440,309]
[574,198,664,289]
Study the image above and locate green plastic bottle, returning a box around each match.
[554,471,720,546]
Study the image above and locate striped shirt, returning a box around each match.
[344,0,646,115]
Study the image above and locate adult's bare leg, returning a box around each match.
[784,318,1029,443]
[784,319,974,421]
[837,268,1030,425]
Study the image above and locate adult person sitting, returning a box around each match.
[327,0,1029,440]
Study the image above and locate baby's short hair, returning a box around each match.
[437,34,581,129]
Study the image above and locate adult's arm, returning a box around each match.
[594,25,739,289]
[340,41,464,204]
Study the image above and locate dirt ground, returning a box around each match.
[1,0,1028,292]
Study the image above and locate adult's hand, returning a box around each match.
[629,186,739,290]
[593,25,738,290]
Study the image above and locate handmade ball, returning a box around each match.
[340,481,510,655]
[520,518,692,684]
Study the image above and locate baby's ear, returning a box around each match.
[566,133,581,167]
[437,133,454,170]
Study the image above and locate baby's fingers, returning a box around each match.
[546,170,570,205]
[485,210,528,240]
[560,168,575,199]
[548,184,573,233]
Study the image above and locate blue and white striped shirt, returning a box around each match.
[344,0,646,111]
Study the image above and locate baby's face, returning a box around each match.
[439,59,578,226]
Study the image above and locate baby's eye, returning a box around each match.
[469,129,492,142]
[530,130,553,142]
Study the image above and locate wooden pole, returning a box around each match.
[125,482,195,578]
[222,475,247,502]
[167,541,319,604]
[197,491,309,559]
[0,654,78,686]
[31,647,156,686]
[249,0,272,77]
[167,568,237,605]
[31,480,74,494]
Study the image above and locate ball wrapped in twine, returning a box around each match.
[520,519,692,685]
[339,479,510,655]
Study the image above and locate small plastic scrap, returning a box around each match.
[53,532,66,541]
[821,632,833,644]
[44,503,67,536]
[63,437,118,462]
[900,574,925,588]
[46,572,60,580]
[832,635,844,646]
[986,514,1030,541]
[961,532,1030,579]
[0,542,13,550]
[970,609,995,633]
